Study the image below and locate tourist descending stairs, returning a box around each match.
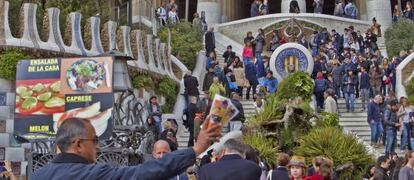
[337,98,401,156]
[177,50,260,149]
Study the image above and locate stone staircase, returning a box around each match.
[337,98,402,156]
[176,50,259,149]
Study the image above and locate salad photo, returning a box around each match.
[66,59,109,92]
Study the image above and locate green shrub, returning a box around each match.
[294,127,374,179]
[316,112,340,128]
[385,19,414,57]
[158,22,203,71]
[132,75,155,90]
[156,75,178,113]
[406,78,414,105]
[243,133,278,166]
[132,74,177,113]
[275,72,314,101]
[0,50,29,80]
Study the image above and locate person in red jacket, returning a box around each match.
[307,156,334,180]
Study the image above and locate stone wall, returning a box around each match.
[0,1,180,81]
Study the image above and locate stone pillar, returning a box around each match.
[356,0,368,21]
[197,0,221,25]
[281,0,306,13]
[185,0,189,21]
[365,0,392,30]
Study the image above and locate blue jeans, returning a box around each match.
[360,88,370,110]
[344,93,355,112]
[370,121,383,143]
[255,52,265,78]
[312,47,318,57]
[401,123,412,151]
[334,83,341,98]
[385,130,397,155]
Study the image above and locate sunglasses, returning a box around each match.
[75,135,99,145]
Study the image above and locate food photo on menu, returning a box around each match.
[15,80,64,116]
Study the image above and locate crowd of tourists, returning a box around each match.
[29,117,414,180]
[251,0,414,22]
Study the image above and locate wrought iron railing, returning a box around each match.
[27,90,156,178]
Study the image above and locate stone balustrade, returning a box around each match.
[216,13,372,46]
[0,1,181,81]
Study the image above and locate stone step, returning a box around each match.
[339,117,368,122]
[343,126,371,132]
[338,108,365,113]
[339,112,367,117]
[339,121,369,127]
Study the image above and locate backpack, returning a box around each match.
[346,4,356,16]
[314,79,328,93]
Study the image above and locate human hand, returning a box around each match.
[4,160,12,172]
[193,116,222,156]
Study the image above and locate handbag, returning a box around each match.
[226,76,238,90]
[383,75,391,85]
[244,79,251,88]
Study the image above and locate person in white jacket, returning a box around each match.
[168,6,180,24]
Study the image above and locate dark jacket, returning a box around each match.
[231,99,245,123]
[314,79,329,93]
[186,102,199,126]
[271,167,289,180]
[203,72,215,91]
[31,150,196,180]
[367,101,382,123]
[244,58,258,86]
[359,72,370,90]
[205,31,215,53]
[384,108,399,132]
[184,74,199,96]
[331,65,343,86]
[198,154,261,180]
[147,103,162,119]
[223,51,236,64]
[342,75,358,94]
[373,167,391,180]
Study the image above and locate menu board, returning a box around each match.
[14,57,114,140]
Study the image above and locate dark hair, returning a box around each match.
[365,164,375,175]
[277,153,290,167]
[149,96,157,103]
[245,145,259,164]
[389,100,398,106]
[227,45,232,49]
[393,157,406,175]
[267,71,273,75]
[56,118,89,152]
[376,156,389,167]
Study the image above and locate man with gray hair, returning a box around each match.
[198,139,261,180]
[31,118,222,180]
